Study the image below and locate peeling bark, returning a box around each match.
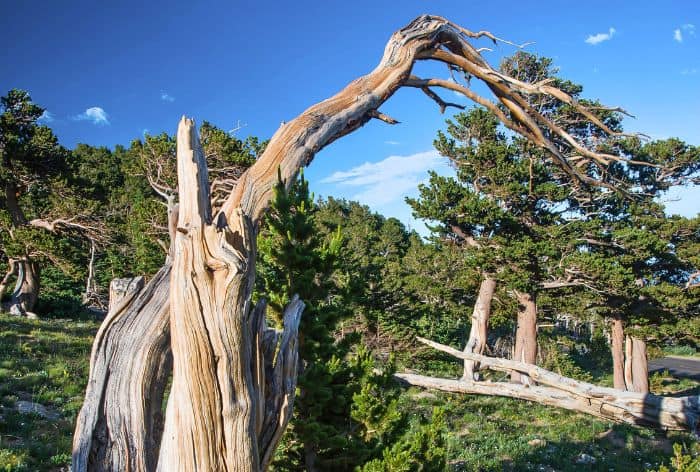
[511,291,537,385]
[463,276,496,381]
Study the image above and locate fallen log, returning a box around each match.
[397,337,700,434]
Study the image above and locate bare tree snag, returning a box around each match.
[73,267,172,472]
[402,337,700,434]
[463,276,496,380]
[512,291,537,385]
[75,15,654,470]
[611,317,626,390]
[156,118,303,472]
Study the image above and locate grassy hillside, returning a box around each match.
[0,314,697,471]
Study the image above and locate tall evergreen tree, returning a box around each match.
[257,174,403,471]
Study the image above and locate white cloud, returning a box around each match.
[321,150,451,208]
[73,107,109,125]
[674,28,683,42]
[585,27,616,45]
[681,68,697,75]
[675,24,696,43]
[160,91,175,102]
[384,140,400,145]
[38,110,54,123]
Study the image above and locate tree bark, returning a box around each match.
[611,317,626,390]
[400,337,700,434]
[72,269,171,472]
[463,276,496,381]
[156,118,303,472]
[511,291,537,385]
[0,259,18,301]
[8,258,40,317]
[625,335,649,394]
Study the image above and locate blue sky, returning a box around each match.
[2,0,698,232]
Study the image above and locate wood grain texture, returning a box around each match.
[406,337,700,433]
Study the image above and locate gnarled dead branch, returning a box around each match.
[400,336,700,434]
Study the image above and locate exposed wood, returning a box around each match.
[627,335,649,394]
[512,291,537,385]
[395,372,699,433]
[463,276,496,380]
[611,317,626,390]
[8,258,39,317]
[156,118,303,471]
[407,337,700,433]
[72,267,171,472]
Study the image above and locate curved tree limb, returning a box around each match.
[75,14,653,470]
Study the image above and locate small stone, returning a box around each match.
[528,438,546,447]
[16,400,60,420]
[575,453,597,465]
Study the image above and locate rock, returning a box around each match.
[575,453,597,465]
[528,438,546,447]
[16,400,60,420]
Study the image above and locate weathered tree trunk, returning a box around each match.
[74,15,647,470]
[0,259,18,300]
[463,276,496,380]
[82,240,98,305]
[156,118,303,471]
[8,258,39,317]
[400,337,700,434]
[73,269,172,472]
[625,335,649,394]
[611,317,626,390]
[511,291,537,385]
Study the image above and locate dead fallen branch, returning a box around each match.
[396,337,700,434]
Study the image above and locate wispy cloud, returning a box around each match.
[160,91,175,102]
[38,110,54,123]
[681,68,697,75]
[674,24,696,43]
[585,27,616,45]
[674,29,683,43]
[321,150,450,208]
[384,140,400,145]
[73,107,110,125]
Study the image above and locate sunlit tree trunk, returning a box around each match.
[463,276,496,380]
[611,317,626,390]
[624,335,649,394]
[8,258,39,316]
[512,291,537,385]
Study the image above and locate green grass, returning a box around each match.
[0,313,698,471]
[0,314,98,471]
[403,389,700,471]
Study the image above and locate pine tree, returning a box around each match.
[257,173,403,471]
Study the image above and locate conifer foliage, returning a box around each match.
[257,172,405,471]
